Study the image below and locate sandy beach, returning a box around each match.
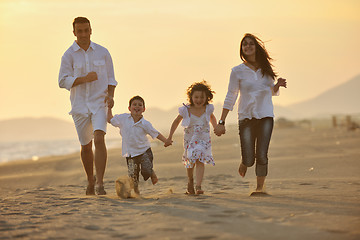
[1,124,359,240]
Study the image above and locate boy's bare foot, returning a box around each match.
[238,163,247,177]
[134,186,140,195]
[151,171,158,185]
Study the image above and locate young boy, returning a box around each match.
[107,95,169,196]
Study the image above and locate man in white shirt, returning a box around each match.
[58,17,117,195]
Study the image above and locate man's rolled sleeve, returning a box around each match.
[105,50,117,86]
[58,55,76,91]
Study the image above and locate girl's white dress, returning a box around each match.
[179,104,215,168]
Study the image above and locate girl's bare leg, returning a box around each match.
[195,161,205,194]
[186,167,195,194]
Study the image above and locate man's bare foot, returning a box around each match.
[95,185,106,195]
[86,184,95,195]
[238,163,247,177]
[151,171,158,185]
[86,176,96,195]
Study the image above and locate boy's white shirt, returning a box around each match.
[110,113,159,157]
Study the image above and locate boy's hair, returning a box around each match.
[73,17,91,31]
[186,80,215,106]
[129,95,145,108]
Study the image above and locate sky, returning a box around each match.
[0,0,359,122]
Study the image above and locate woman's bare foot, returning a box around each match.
[151,171,158,185]
[238,163,247,177]
[256,176,266,192]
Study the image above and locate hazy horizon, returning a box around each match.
[1,0,359,122]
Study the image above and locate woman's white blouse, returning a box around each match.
[223,63,279,120]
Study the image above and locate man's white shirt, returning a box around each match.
[59,41,117,116]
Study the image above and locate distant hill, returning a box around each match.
[1,74,359,142]
[286,74,360,119]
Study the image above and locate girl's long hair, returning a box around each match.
[240,33,277,79]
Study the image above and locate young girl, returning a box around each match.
[165,81,217,195]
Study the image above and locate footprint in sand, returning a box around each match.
[193,235,218,240]
[115,176,134,199]
[250,192,271,197]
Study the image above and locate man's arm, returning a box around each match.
[105,85,116,108]
[107,107,114,123]
[72,72,98,87]
[59,52,98,90]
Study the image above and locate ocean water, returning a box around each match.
[0,138,122,164]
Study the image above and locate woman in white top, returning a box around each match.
[214,33,287,193]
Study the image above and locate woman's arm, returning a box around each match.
[214,108,230,136]
[274,77,287,92]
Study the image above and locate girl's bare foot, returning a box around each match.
[238,163,247,177]
[195,185,204,194]
[186,178,195,195]
[151,171,158,185]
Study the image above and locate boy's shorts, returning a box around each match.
[72,108,107,146]
[126,148,154,184]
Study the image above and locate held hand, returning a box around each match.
[164,138,173,147]
[277,78,287,88]
[85,72,98,83]
[214,124,226,136]
[105,96,114,108]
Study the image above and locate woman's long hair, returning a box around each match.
[240,33,277,79]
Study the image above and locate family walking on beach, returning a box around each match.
[58,17,287,197]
